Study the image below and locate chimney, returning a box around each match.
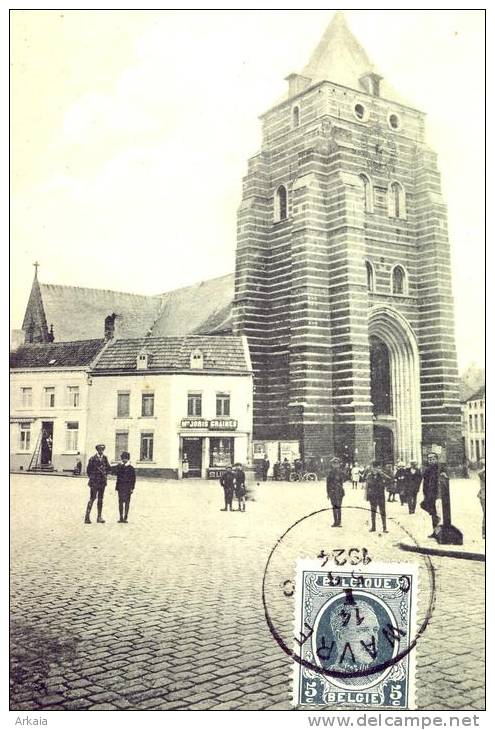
[285,73,312,98]
[104,313,116,340]
[359,72,383,97]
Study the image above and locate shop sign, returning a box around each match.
[208,467,228,479]
[209,419,238,431]
[181,418,209,429]
[253,441,265,459]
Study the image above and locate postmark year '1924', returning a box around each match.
[293,560,418,709]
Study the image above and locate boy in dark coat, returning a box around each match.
[421,453,440,537]
[220,465,235,511]
[234,463,247,512]
[366,461,391,533]
[85,444,111,524]
[115,451,136,523]
[403,461,422,514]
[326,457,345,527]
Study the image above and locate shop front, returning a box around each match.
[179,418,247,479]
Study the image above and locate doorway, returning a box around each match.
[182,437,202,478]
[41,421,54,465]
[373,426,394,466]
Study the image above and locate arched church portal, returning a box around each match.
[368,307,421,464]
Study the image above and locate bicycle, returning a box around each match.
[289,470,318,482]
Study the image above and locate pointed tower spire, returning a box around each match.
[302,12,377,92]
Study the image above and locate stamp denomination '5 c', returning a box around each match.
[293,560,418,709]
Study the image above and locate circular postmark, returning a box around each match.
[261,506,436,681]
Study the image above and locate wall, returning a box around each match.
[86,371,253,477]
[10,369,90,472]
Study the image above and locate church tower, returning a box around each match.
[233,13,463,466]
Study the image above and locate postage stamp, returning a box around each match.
[293,560,418,709]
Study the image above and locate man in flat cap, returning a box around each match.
[326,456,345,527]
[84,444,111,524]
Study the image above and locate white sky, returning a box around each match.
[10,9,485,371]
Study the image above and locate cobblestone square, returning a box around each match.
[10,473,484,711]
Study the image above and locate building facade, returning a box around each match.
[10,340,106,472]
[461,386,485,464]
[88,336,253,478]
[233,12,463,467]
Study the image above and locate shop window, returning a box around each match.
[21,387,32,408]
[216,393,231,417]
[359,173,373,213]
[19,424,31,451]
[140,432,154,461]
[65,422,79,451]
[391,265,407,295]
[66,386,80,407]
[141,393,155,417]
[210,438,234,468]
[188,392,202,417]
[274,185,288,222]
[117,392,130,418]
[115,431,129,462]
[365,260,375,292]
[44,387,55,408]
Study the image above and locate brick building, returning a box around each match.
[16,13,464,468]
[233,12,463,466]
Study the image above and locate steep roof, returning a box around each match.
[22,274,235,344]
[464,385,485,403]
[39,284,162,341]
[300,12,406,105]
[93,335,249,373]
[10,339,106,369]
[152,274,234,336]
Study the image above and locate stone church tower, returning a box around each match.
[233,13,463,466]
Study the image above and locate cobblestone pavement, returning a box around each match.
[10,474,484,711]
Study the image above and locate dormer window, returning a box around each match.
[137,350,149,370]
[190,348,204,369]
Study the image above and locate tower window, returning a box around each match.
[292,106,300,129]
[359,173,373,213]
[354,103,369,122]
[391,265,407,295]
[274,185,288,222]
[388,113,401,130]
[365,261,375,292]
[388,181,406,219]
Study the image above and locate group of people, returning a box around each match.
[219,464,247,512]
[326,453,465,537]
[84,444,136,524]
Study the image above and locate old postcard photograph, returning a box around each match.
[9,7,485,722]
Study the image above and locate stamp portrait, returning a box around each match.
[293,560,418,709]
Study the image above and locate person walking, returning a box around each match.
[220,465,235,512]
[366,461,390,533]
[403,461,422,514]
[478,458,485,540]
[351,463,360,490]
[326,457,345,527]
[420,453,441,538]
[234,463,247,511]
[114,451,136,523]
[262,457,270,482]
[395,462,408,505]
[84,444,111,524]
